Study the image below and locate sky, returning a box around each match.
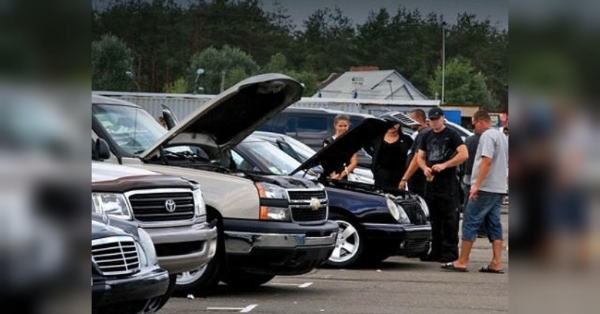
[92,0,508,30]
[263,0,508,30]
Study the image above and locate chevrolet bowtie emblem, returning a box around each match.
[310,197,321,211]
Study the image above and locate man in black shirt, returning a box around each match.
[416,107,468,263]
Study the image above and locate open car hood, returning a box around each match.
[139,73,303,160]
[291,118,391,176]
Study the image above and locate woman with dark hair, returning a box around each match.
[323,114,358,180]
[366,120,413,189]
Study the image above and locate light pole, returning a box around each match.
[126,71,141,92]
[441,21,446,105]
[386,78,393,100]
[194,68,205,94]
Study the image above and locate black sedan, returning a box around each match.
[232,118,431,268]
[92,214,170,314]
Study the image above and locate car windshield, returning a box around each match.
[283,136,317,162]
[92,104,167,155]
[239,141,302,175]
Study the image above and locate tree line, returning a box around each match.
[92,0,507,111]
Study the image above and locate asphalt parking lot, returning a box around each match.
[162,207,508,314]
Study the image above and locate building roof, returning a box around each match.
[314,70,429,101]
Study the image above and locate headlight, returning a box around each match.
[386,196,410,224]
[192,188,207,217]
[137,228,158,266]
[417,196,429,218]
[256,182,287,199]
[92,193,131,220]
[255,182,290,221]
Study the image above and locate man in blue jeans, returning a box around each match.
[441,110,508,273]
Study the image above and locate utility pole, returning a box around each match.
[441,20,446,105]
[220,70,226,93]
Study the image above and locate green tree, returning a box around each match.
[428,57,497,110]
[298,7,358,75]
[264,53,288,73]
[92,34,135,91]
[286,70,318,96]
[187,45,260,94]
[163,77,188,93]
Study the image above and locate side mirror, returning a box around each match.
[93,138,111,161]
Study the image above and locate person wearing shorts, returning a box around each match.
[441,110,508,273]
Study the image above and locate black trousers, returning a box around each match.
[408,172,426,197]
[424,179,460,261]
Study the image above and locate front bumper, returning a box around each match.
[144,222,218,274]
[92,267,169,308]
[361,223,431,256]
[223,219,338,275]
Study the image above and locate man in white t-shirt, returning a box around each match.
[441,110,508,273]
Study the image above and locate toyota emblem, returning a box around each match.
[164,199,177,212]
[310,197,321,211]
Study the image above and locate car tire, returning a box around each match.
[325,213,364,268]
[221,271,275,287]
[174,219,224,297]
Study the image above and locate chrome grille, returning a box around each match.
[92,236,140,276]
[287,189,328,222]
[126,189,195,222]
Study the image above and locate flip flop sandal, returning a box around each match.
[440,262,468,272]
[479,265,505,274]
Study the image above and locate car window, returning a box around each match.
[349,117,364,129]
[92,104,167,155]
[238,141,302,175]
[231,150,254,171]
[283,137,316,162]
[285,117,296,133]
[296,116,328,132]
[277,141,300,161]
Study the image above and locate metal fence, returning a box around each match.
[93,91,438,121]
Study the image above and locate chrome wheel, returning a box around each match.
[176,264,208,286]
[330,220,360,263]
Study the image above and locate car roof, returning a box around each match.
[284,107,374,119]
[91,94,141,108]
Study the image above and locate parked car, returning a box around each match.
[91,160,218,306]
[257,107,376,167]
[92,213,170,314]
[234,118,431,268]
[92,74,338,296]
[251,130,374,183]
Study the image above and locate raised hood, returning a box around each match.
[139,73,303,160]
[291,118,392,176]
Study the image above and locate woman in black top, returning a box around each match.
[323,114,358,180]
[367,122,413,189]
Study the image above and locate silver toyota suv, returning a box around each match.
[92,74,338,296]
[91,161,218,309]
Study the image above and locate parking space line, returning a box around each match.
[205,304,258,313]
[268,282,313,288]
[298,282,313,288]
[240,304,258,313]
